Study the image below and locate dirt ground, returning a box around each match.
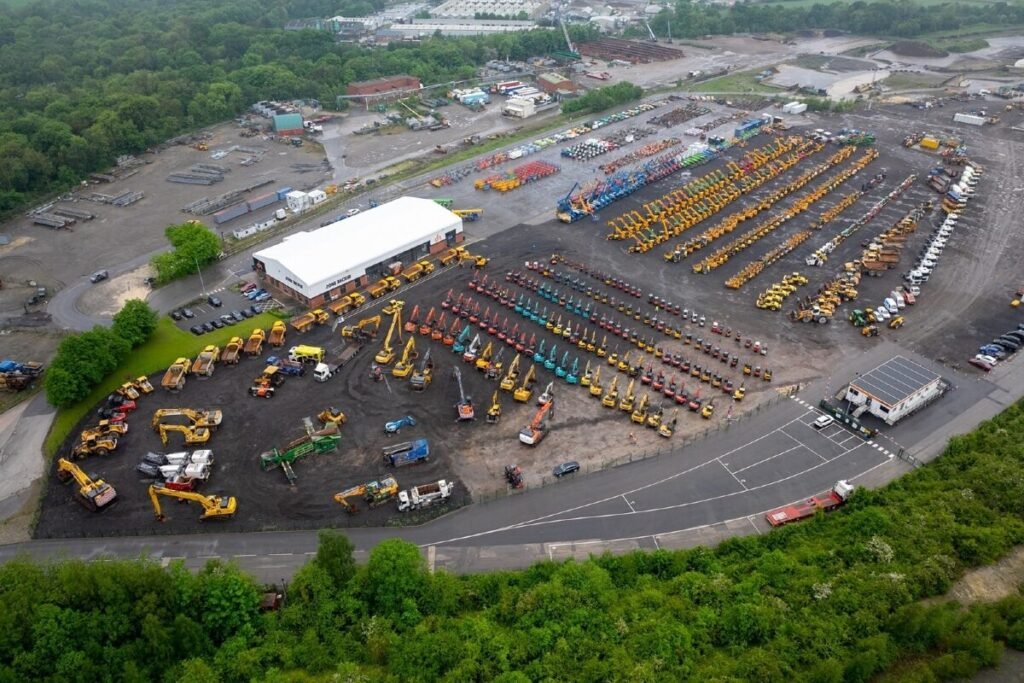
[78,264,156,316]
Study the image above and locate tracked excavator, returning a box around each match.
[658,408,678,438]
[630,393,650,424]
[148,483,236,522]
[410,350,433,391]
[512,364,537,403]
[473,341,494,372]
[486,391,501,424]
[151,408,223,431]
[588,366,603,397]
[391,336,418,378]
[374,300,405,365]
[602,375,620,408]
[519,397,554,446]
[57,458,117,511]
[333,477,399,514]
[452,367,475,421]
[619,379,637,412]
[538,381,554,406]
[499,353,521,392]
[340,315,381,340]
[158,423,211,446]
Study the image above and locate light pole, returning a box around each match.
[194,255,206,296]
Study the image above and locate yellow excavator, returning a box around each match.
[579,361,593,387]
[151,408,223,431]
[375,300,405,365]
[486,390,501,424]
[80,420,127,442]
[318,407,347,426]
[340,314,381,339]
[473,341,494,372]
[512,364,537,403]
[158,423,211,446]
[148,484,236,522]
[410,349,433,391]
[658,409,678,438]
[630,393,650,424]
[333,477,399,514]
[57,458,117,511]
[602,376,620,408]
[588,366,603,397]
[619,379,636,412]
[391,336,418,378]
[499,353,521,392]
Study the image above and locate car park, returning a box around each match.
[552,461,580,478]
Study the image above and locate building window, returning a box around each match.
[878,404,890,413]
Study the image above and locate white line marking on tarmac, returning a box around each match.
[268,553,293,557]
[622,495,636,513]
[747,516,762,535]
[728,444,802,474]
[780,429,829,463]
[719,458,748,490]
[233,554,256,558]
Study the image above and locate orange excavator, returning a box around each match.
[518,397,554,446]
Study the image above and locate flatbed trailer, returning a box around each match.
[765,481,854,527]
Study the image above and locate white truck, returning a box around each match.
[397,480,454,512]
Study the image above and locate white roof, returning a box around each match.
[254,197,461,297]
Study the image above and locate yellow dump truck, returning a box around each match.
[401,260,436,282]
[290,309,329,333]
[221,337,243,365]
[162,358,190,391]
[367,276,401,299]
[327,292,366,316]
[269,320,286,346]
[191,345,220,377]
[244,328,266,356]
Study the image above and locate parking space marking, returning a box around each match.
[727,444,803,475]
[778,428,829,463]
[718,458,748,490]
[622,495,636,512]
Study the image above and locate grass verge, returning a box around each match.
[680,70,781,94]
[43,313,284,457]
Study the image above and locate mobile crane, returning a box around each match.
[374,300,405,365]
[56,458,117,511]
[453,367,475,421]
[486,390,501,424]
[391,336,418,379]
[512,364,537,403]
[499,353,521,392]
[519,397,554,446]
[601,376,620,408]
[148,483,236,522]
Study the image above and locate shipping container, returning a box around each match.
[213,203,251,224]
[276,187,293,200]
[919,136,940,150]
[247,192,280,211]
[786,102,807,115]
[953,112,986,126]
[308,189,327,205]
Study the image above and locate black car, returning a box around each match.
[553,461,580,478]
[182,308,195,319]
[190,324,204,335]
[250,305,260,315]
[231,309,245,322]
[208,295,223,307]
[201,321,215,332]
[170,310,183,321]
[211,319,225,329]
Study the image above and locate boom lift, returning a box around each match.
[374,300,405,365]
[56,458,117,511]
[519,398,554,446]
[512,364,537,402]
[452,367,475,421]
[391,336,418,378]
[333,477,399,514]
[499,353,521,391]
[410,350,433,391]
[486,391,501,424]
[148,483,237,522]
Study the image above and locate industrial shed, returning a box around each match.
[272,113,304,136]
[844,356,946,425]
[252,197,463,306]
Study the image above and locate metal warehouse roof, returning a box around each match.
[849,356,940,407]
[253,197,461,292]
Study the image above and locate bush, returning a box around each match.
[151,223,221,284]
[112,299,158,348]
[562,82,645,116]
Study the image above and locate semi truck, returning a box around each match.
[289,345,325,364]
[765,481,854,527]
[313,343,363,382]
[397,479,454,512]
[382,439,430,467]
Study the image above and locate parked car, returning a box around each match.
[239,308,253,319]
[182,308,195,319]
[201,321,214,332]
[812,415,835,430]
[208,295,223,307]
[189,325,204,335]
[170,310,183,321]
[231,309,245,322]
[254,292,271,302]
[211,319,225,329]
[552,461,580,478]
[220,314,235,324]
[241,282,257,294]
[89,270,109,283]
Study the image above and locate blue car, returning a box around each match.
[254,292,271,302]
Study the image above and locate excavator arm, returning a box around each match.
[374,300,405,364]
[148,484,236,521]
[333,485,367,513]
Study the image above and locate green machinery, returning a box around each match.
[260,420,341,484]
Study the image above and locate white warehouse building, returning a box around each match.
[844,356,946,425]
[252,196,463,306]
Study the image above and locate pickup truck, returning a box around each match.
[266,355,305,376]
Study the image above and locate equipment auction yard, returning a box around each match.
[0,30,1019,543]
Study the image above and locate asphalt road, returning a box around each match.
[4,342,1014,581]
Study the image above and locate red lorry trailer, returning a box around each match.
[765,481,854,527]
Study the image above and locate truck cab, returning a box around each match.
[313,363,333,382]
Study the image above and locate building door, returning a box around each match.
[445,230,457,247]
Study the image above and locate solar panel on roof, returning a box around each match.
[850,356,939,406]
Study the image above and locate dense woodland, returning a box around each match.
[2,0,1024,214]
[3,400,1024,681]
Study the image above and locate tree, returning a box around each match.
[112,299,158,348]
[314,529,357,589]
[152,222,221,283]
[359,539,429,624]
[44,365,90,408]
[44,326,131,407]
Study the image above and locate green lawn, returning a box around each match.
[684,70,781,94]
[762,0,1000,7]
[44,313,284,457]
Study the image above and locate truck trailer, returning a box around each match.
[765,481,854,526]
